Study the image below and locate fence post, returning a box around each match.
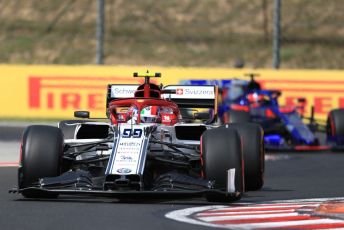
[96,0,105,65]
[272,0,281,69]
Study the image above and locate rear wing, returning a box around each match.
[106,84,218,114]
[162,85,218,111]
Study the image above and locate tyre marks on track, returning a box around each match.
[166,198,344,229]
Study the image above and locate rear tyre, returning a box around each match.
[327,109,344,145]
[201,128,244,202]
[223,123,264,190]
[18,125,64,198]
[224,110,250,123]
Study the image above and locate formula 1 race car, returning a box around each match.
[11,72,264,202]
[181,74,329,151]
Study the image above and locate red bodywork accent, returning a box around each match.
[265,109,276,118]
[109,80,180,125]
[109,98,180,125]
[144,83,150,98]
[161,113,178,125]
[221,88,229,100]
[231,104,249,112]
[294,145,331,151]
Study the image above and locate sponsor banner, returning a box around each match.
[162,85,215,99]
[0,65,343,119]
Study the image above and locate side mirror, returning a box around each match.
[74,111,90,119]
[194,112,210,120]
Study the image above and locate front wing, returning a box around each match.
[10,170,241,201]
[10,187,241,201]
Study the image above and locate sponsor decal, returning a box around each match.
[119,155,135,162]
[163,86,215,99]
[163,115,171,121]
[110,85,139,98]
[176,88,183,95]
[119,142,141,147]
[116,168,132,174]
[183,88,214,96]
[122,128,143,138]
[110,125,146,175]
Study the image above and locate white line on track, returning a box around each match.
[204,204,319,211]
[196,209,296,216]
[198,212,301,222]
[165,197,344,230]
[222,218,344,229]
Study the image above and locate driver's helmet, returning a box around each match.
[140,106,160,123]
[247,92,264,104]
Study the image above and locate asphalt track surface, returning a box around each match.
[1,126,344,230]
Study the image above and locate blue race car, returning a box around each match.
[181,74,330,151]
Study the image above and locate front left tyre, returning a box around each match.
[18,125,64,198]
[201,128,244,202]
[223,123,264,190]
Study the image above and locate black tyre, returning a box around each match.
[223,110,250,123]
[58,120,87,139]
[223,123,264,190]
[201,128,244,202]
[18,125,64,198]
[327,109,344,144]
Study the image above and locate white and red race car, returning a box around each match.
[12,72,264,202]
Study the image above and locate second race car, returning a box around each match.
[181,74,336,151]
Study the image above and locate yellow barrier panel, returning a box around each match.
[0,65,343,120]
